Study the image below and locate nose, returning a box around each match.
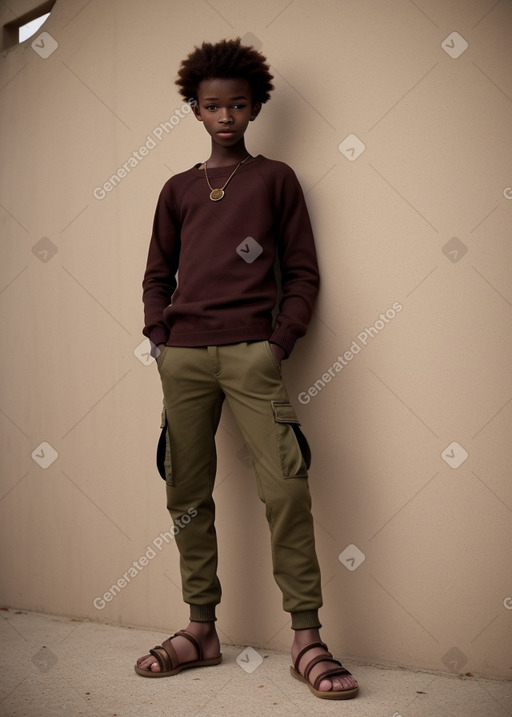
[218,108,233,124]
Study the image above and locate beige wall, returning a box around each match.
[1,0,511,680]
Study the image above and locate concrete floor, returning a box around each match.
[1,609,511,717]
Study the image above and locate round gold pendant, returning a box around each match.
[210,188,224,201]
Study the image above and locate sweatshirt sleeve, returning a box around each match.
[142,180,181,347]
[269,165,320,357]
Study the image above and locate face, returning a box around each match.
[193,77,261,147]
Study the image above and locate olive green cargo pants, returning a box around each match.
[156,340,322,630]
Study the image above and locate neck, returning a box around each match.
[207,139,250,167]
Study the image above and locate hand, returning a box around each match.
[269,342,286,364]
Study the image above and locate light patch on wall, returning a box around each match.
[2,1,56,51]
[19,13,50,42]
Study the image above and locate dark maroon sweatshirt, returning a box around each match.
[142,155,319,357]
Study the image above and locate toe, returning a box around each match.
[136,654,160,672]
[317,678,333,692]
[318,674,358,692]
[335,674,358,691]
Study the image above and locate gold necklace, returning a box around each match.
[203,155,250,201]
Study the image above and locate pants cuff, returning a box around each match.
[189,603,217,622]
[290,609,322,630]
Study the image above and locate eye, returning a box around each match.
[232,104,246,110]
[205,104,218,111]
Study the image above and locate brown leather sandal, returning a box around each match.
[134,629,222,678]
[290,640,358,699]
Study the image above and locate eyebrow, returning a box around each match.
[202,95,249,101]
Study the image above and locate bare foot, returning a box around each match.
[291,628,358,695]
[135,620,220,674]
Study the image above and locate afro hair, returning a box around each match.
[175,38,274,105]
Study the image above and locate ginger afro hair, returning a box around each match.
[175,38,274,104]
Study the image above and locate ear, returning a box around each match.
[250,102,262,121]
[192,101,203,122]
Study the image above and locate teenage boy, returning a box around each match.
[135,38,358,700]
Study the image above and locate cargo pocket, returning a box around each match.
[271,400,311,478]
[156,407,174,485]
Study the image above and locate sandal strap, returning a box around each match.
[147,630,204,673]
[312,664,352,692]
[293,641,329,673]
[149,642,176,672]
[304,654,341,683]
[173,630,203,661]
[294,641,354,692]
